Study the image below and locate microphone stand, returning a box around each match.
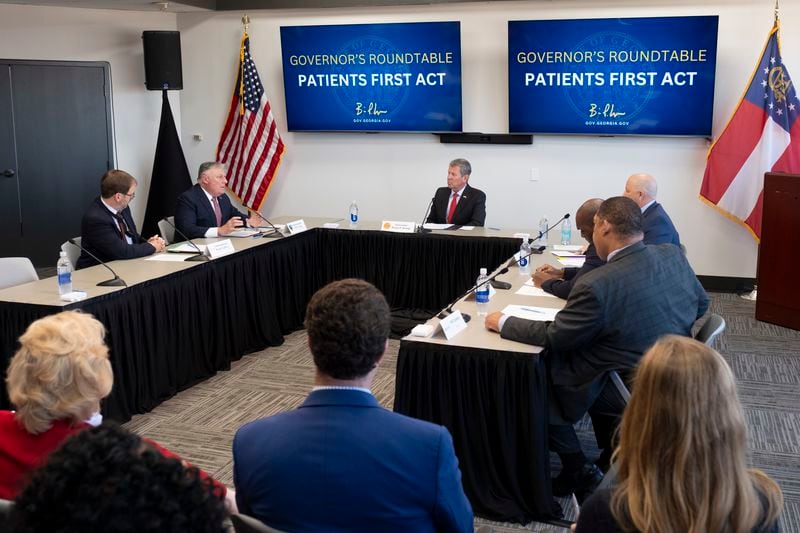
[249,211,284,238]
[160,217,209,262]
[417,198,434,234]
[68,239,127,287]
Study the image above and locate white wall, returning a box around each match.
[178,0,799,278]
[0,3,179,225]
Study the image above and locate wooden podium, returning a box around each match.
[755,172,800,331]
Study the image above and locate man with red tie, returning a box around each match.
[426,158,487,227]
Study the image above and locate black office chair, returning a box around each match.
[694,313,726,347]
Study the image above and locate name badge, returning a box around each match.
[286,219,308,234]
[440,310,468,340]
[206,239,235,258]
[381,220,416,233]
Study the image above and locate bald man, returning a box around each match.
[533,198,605,299]
[622,173,680,246]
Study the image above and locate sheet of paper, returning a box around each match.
[557,257,586,268]
[146,253,196,262]
[228,228,260,238]
[502,304,559,322]
[458,225,475,231]
[553,244,584,252]
[515,284,558,298]
[551,251,585,258]
[422,223,453,230]
[167,243,207,253]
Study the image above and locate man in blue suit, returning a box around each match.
[233,279,473,533]
[174,162,257,239]
[623,173,681,246]
[76,170,165,269]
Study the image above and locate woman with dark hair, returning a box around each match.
[575,336,783,533]
[0,311,232,508]
[7,423,227,532]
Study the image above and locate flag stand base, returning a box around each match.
[740,286,758,301]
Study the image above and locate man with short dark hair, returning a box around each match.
[174,162,258,239]
[76,170,165,269]
[426,158,486,226]
[622,173,680,246]
[485,196,708,502]
[533,198,605,299]
[233,279,473,532]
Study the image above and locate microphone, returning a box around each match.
[437,243,547,322]
[537,213,570,243]
[160,217,209,262]
[417,198,434,234]
[68,239,127,287]
[249,211,284,238]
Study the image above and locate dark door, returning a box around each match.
[0,61,114,267]
[0,66,22,255]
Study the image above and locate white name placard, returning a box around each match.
[440,310,468,340]
[381,220,416,233]
[206,239,236,259]
[286,219,308,234]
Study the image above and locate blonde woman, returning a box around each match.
[575,335,783,533]
[0,311,230,505]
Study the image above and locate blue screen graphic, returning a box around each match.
[280,22,462,132]
[508,16,719,136]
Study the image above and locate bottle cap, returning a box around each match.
[480,267,487,275]
[59,251,67,257]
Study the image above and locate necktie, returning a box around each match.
[446,192,458,224]
[212,196,222,226]
[115,213,127,240]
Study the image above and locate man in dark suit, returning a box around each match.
[533,198,605,299]
[623,172,681,246]
[233,279,473,532]
[76,170,165,269]
[426,158,486,226]
[485,197,708,502]
[174,162,257,239]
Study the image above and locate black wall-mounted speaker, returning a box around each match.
[438,132,533,145]
[142,31,183,90]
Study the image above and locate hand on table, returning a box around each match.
[147,235,166,253]
[218,216,244,236]
[485,311,503,333]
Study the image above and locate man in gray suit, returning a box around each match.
[485,196,708,502]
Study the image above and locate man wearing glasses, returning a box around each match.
[76,169,166,269]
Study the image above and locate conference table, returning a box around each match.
[0,216,564,523]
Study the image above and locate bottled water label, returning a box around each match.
[58,271,71,285]
[476,287,490,303]
[519,255,528,267]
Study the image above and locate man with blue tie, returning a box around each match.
[622,172,681,246]
[76,170,165,269]
[233,279,474,533]
[426,159,486,227]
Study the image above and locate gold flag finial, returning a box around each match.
[242,14,250,33]
[774,0,779,25]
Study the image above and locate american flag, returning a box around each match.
[217,32,285,210]
[700,21,799,241]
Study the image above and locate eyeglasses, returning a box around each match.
[122,192,136,200]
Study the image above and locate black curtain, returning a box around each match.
[141,90,192,239]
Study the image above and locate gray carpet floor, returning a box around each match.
[123,292,800,532]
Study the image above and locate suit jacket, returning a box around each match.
[642,202,680,246]
[174,184,248,239]
[76,196,155,269]
[233,389,473,533]
[541,242,605,299]
[426,184,486,226]
[501,242,708,423]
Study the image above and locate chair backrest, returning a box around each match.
[0,257,39,290]
[231,513,287,533]
[158,216,175,244]
[694,313,726,346]
[609,370,631,404]
[61,237,81,270]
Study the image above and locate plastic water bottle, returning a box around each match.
[57,251,72,295]
[519,235,532,276]
[560,218,572,245]
[475,267,490,316]
[537,216,548,246]
[349,200,359,228]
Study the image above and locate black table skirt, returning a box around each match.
[394,341,559,523]
[1,228,519,420]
